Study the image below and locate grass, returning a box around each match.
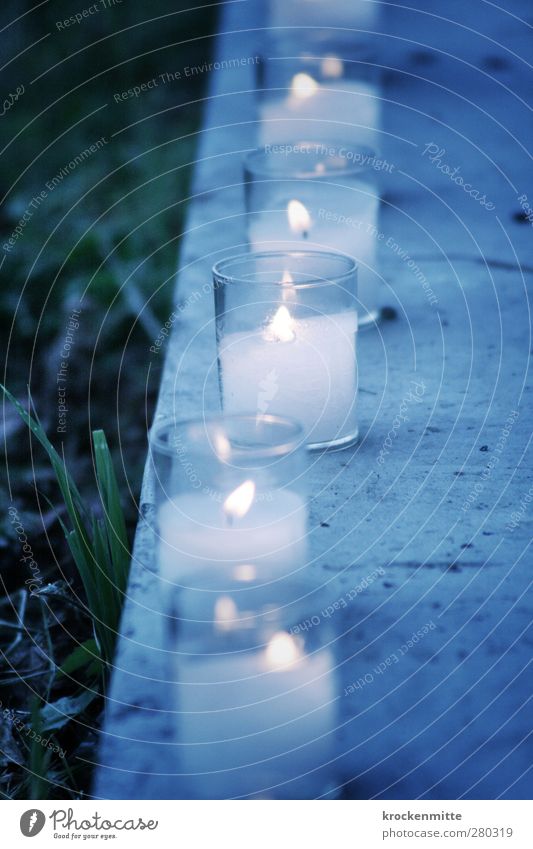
[0,0,217,798]
[2,385,130,798]
[3,386,130,666]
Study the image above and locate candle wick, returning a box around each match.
[303,230,308,240]
[225,513,233,528]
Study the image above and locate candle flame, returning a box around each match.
[223,479,256,519]
[290,72,319,100]
[213,431,231,461]
[233,563,256,582]
[281,269,296,303]
[265,632,301,669]
[267,305,295,342]
[214,595,238,632]
[287,199,311,236]
[321,55,343,78]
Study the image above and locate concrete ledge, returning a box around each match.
[95,0,533,799]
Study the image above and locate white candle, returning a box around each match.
[158,484,308,587]
[248,195,380,323]
[174,631,336,799]
[219,305,358,447]
[259,73,380,147]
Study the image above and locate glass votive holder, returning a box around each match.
[213,250,358,450]
[257,45,381,147]
[149,413,308,603]
[170,625,338,799]
[244,140,384,326]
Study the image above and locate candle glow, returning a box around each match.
[321,56,343,79]
[223,479,256,519]
[265,632,302,669]
[281,269,297,303]
[233,563,257,582]
[214,595,239,632]
[213,431,232,461]
[290,72,319,101]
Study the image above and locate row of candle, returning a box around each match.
[151,1,386,797]
[151,415,335,798]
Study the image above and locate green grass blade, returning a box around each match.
[91,515,121,625]
[38,490,98,619]
[2,387,129,666]
[59,639,102,678]
[92,430,130,594]
[1,385,91,552]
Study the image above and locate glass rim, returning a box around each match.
[244,140,380,180]
[149,413,305,462]
[257,43,381,83]
[212,250,357,290]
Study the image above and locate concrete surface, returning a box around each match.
[94,0,533,799]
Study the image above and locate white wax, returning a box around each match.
[175,641,336,799]
[219,311,358,446]
[158,490,308,586]
[248,193,381,321]
[259,81,380,147]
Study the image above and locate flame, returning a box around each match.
[265,632,301,669]
[290,72,319,100]
[281,269,296,303]
[321,56,343,78]
[214,595,238,632]
[266,305,295,342]
[213,430,231,461]
[233,563,256,582]
[287,199,311,236]
[223,479,256,519]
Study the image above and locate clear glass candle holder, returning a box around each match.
[149,413,308,601]
[213,251,358,450]
[244,140,385,326]
[149,415,338,800]
[257,45,381,148]
[170,625,338,799]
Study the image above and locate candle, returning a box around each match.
[244,139,386,325]
[174,630,336,799]
[219,304,358,448]
[259,71,380,147]
[213,251,359,450]
[150,414,309,588]
[158,483,308,588]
